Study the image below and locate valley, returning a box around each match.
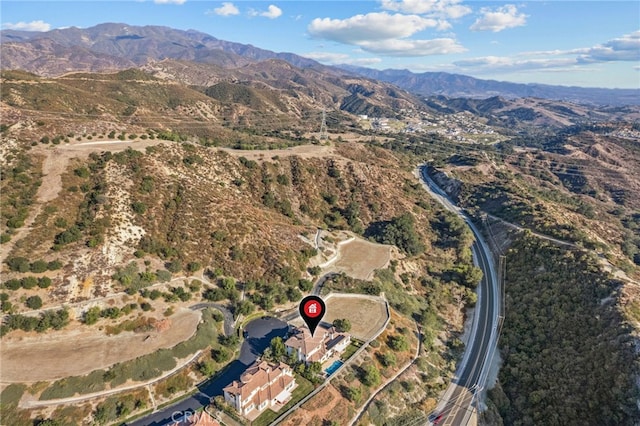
[0,21,638,426]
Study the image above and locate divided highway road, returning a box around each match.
[418,166,501,426]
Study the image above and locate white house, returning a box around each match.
[222,359,296,419]
[285,324,350,365]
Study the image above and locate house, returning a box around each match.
[223,359,297,420]
[285,324,351,365]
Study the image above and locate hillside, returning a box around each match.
[1,27,639,425]
[2,23,639,107]
[340,66,640,106]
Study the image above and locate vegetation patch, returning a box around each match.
[487,236,639,425]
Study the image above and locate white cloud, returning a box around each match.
[2,20,51,32]
[579,30,640,62]
[470,5,527,32]
[308,12,438,44]
[308,11,465,57]
[359,38,466,56]
[380,0,471,19]
[153,0,186,4]
[209,2,239,16]
[451,30,640,77]
[303,52,383,66]
[517,31,640,63]
[454,56,575,73]
[250,4,282,19]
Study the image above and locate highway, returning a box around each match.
[417,165,501,426]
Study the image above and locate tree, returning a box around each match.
[84,306,101,324]
[388,334,409,352]
[37,277,52,288]
[30,260,48,273]
[332,318,352,332]
[6,257,30,272]
[308,266,321,276]
[186,262,201,273]
[25,295,43,310]
[21,276,38,289]
[166,260,182,273]
[212,348,230,363]
[47,260,63,270]
[269,337,286,361]
[4,279,21,290]
[345,386,362,403]
[361,364,381,387]
[198,360,216,376]
[379,352,397,367]
[234,300,254,317]
[299,279,314,291]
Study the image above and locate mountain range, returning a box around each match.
[2,23,638,107]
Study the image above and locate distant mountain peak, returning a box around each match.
[1,23,638,106]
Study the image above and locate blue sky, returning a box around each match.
[2,1,639,88]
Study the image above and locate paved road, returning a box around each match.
[128,317,288,426]
[190,302,235,336]
[418,165,500,426]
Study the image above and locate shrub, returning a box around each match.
[388,334,409,352]
[38,277,52,288]
[30,260,48,273]
[6,257,30,273]
[4,279,21,290]
[25,295,43,309]
[21,276,38,289]
[47,260,63,270]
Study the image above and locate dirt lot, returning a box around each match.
[0,308,200,383]
[324,295,388,341]
[290,295,388,341]
[281,384,352,426]
[330,239,392,281]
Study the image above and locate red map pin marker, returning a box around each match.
[299,295,326,337]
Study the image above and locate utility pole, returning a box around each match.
[319,109,328,140]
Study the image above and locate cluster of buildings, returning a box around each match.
[222,324,350,420]
[361,110,502,142]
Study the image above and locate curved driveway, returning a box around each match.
[418,165,500,426]
[129,317,288,426]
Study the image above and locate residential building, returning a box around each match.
[285,324,350,365]
[223,359,296,419]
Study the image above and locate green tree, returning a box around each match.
[30,260,48,273]
[198,360,216,376]
[37,277,52,288]
[269,337,286,361]
[166,260,182,273]
[361,364,381,387]
[388,334,409,352]
[212,348,230,363]
[332,318,352,332]
[83,306,101,325]
[25,295,43,310]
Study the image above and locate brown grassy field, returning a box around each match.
[331,238,392,281]
[0,308,200,382]
[323,294,388,341]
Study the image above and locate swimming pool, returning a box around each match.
[325,360,343,376]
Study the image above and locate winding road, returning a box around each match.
[417,165,501,426]
[128,316,288,426]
